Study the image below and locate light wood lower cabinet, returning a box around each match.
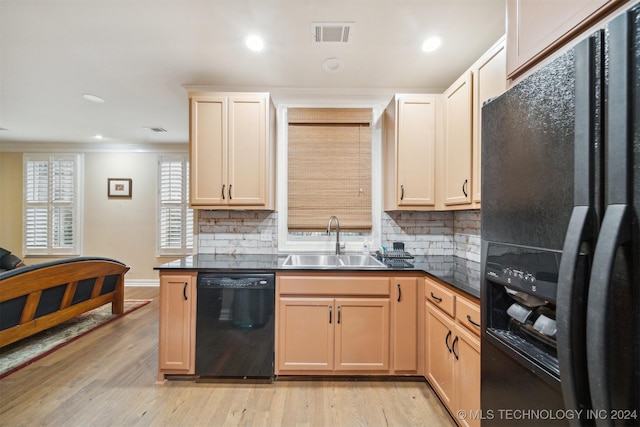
[158,272,197,381]
[276,274,392,375]
[392,277,420,373]
[278,297,335,371]
[425,277,481,427]
[334,298,390,371]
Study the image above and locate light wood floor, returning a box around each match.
[0,287,456,427]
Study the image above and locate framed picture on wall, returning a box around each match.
[107,178,132,198]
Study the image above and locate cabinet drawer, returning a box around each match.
[456,297,481,336]
[278,275,390,296]
[425,278,455,317]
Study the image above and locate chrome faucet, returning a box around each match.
[326,216,341,255]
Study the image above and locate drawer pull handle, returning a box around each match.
[445,330,452,353]
[221,184,226,200]
[452,336,459,360]
[183,282,188,300]
[337,306,341,324]
[430,292,443,302]
[329,306,332,324]
[397,284,402,302]
[462,179,468,198]
[229,184,232,200]
[400,184,405,200]
[467,314,480,328]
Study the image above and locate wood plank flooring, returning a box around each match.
[0,287,456,427]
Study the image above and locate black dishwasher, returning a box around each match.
[195,273,275,379]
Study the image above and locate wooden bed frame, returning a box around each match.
[0,257,129,348]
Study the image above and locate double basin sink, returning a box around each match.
[281,254,387,269]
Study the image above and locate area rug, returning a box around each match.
[0,299,151,379]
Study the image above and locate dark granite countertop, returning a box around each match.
[155,253,480,299]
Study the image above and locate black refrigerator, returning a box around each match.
[480,5,639,427]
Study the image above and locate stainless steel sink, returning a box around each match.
[281,254,386,269]
[338,254,386,267]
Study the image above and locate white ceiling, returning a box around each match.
[0,0,506,146]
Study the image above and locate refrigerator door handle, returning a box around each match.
[556,33,600,425]
[587,204,631,424]
[557,205,593,422]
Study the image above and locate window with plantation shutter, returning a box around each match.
[158,155,194,255]
[287,108,372,232]
[23,154,83,256]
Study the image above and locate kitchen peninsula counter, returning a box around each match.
[155,253,480,299]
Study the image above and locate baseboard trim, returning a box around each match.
[125,279,159,287]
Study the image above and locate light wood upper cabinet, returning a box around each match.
[384,94,439,210]
[441,37,506,211]
[471,37,506,206]
[443,71,473,207]
[506,0,619,79]
[158,272,197,380]
[189,92,275,209]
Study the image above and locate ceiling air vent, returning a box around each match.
[312,22,354,44]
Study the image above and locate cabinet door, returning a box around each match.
[454,325,481,427]
[425,302,455,410]
[443,71,472,207]
[158,274,195,372]
[506,0,611,77]
[392,277,418,372]
[472,38,506,205]
[277,298,334,372]
[335,298,390,371]
[227,95,267,206]
[190,96,227,206]
[396,96,437,207]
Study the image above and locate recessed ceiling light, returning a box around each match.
[83,93,106,103]
[322,58,342,73]
[245,35,264,52]
[421,36,442,53]
[93,134,103,139]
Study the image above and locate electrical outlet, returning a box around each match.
[261,229,272,241]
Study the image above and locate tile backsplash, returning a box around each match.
[198,210,278,255]
[198,209,480,261]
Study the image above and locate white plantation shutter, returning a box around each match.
[158,156,194,255]
[24,154,83,255]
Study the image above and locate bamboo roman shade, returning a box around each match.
[288,108,372,232]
